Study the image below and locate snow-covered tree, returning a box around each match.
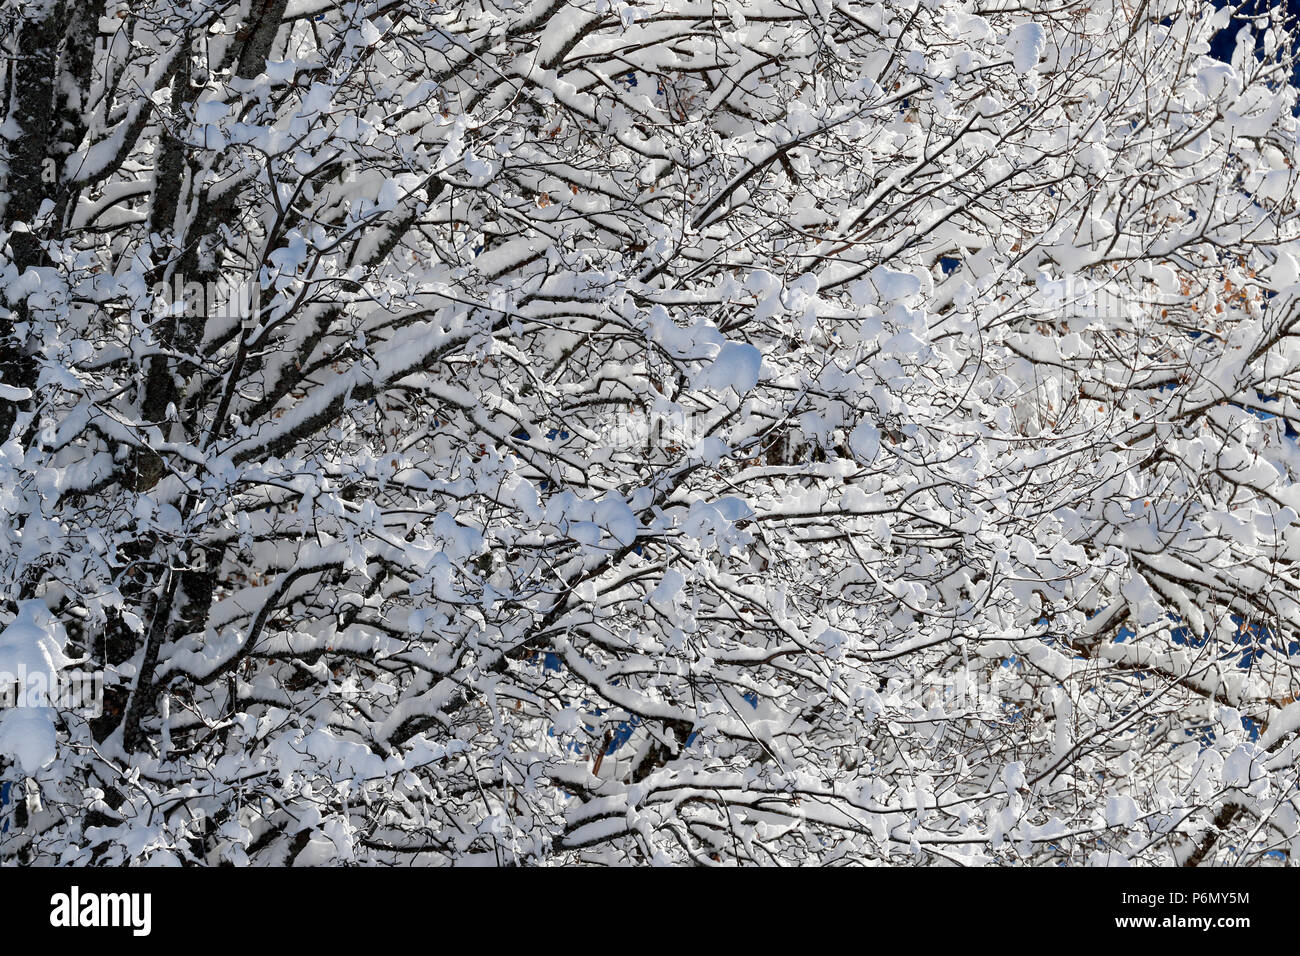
[1,0,1300,865]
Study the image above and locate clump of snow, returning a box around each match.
[815,627,846,660]
[1006,22,1045,73]
[698,342,762,394]
[849,420,881,464]
[0,708,57,776]
[1104,794,1139,827]
[650,568,685,604]
[0,601,69,773]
